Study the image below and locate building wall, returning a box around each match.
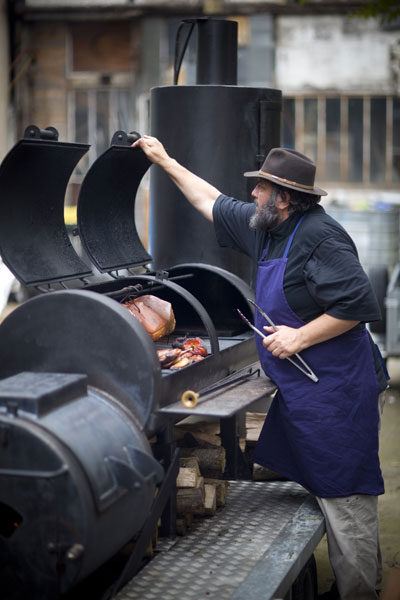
[15,23,69,139]
[275,14,400,272]
[2,6,399,270]
[276,15,399,94]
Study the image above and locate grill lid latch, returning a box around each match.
[155,270,169,281]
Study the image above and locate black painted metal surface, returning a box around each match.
[0,134,91,286]
[150,85,282,285]
[0,18,285,598]
[0,290,161,430]
[196,18,238,85]
[0,371,163,599]
[77,139,152,273]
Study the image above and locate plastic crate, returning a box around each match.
[386,264,400,356]
[327,206,400,273]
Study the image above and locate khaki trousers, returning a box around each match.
[316,493,382,600]
[315,390,386,599]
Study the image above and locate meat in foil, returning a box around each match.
[122,295,176,341]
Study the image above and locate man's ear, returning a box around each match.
[278,190,291,209]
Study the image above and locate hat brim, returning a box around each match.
[244,170,328,197]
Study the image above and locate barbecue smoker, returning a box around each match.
[0,19,281,600]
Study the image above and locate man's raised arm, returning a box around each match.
[132,135,221,222]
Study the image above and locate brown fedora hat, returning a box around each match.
[244,148,327,196]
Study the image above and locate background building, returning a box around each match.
[1,0,399,270]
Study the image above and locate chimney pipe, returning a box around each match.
[196,19,238,85]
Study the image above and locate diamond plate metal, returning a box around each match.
[116,481,318,600]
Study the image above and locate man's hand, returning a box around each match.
[261,314,360,359]
[262,325,305,359]
[131,135,171,167]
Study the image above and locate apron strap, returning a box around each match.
[282,214,306,259]
[260,240,271,261]
[260,213,307,261]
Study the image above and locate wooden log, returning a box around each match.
[143,539,153,557]
[152,522,159,548]
[174,428,221,448]
[178,456,201,475]
[144,521,160,555]
[176,466,201,488]
[176,518,187,536]
[245,412,266,445]
[204,478,229,507]
[183,512,193,527]
[175,420,220,435]
[176,476,205,515]
[204,484,217,516]
[179,447,226,479]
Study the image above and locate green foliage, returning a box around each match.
[298,0,400,25]
[352,0,400,25]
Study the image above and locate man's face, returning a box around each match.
[249,179,281,231]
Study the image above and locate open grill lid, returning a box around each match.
[0,125,92,287]
[77,130,152,273]
[0,127,153,287]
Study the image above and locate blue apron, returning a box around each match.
[252,216,384,498]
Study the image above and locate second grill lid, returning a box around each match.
[77,130,152,273]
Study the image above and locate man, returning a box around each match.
[133,135,387,600]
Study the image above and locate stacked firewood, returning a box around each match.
[173,422,229,536]
[145,411,280,554]
[245,412,284,481]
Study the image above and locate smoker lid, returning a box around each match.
[0,126,92,287]
[77,131,152,273]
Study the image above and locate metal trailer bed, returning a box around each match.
[115,373,325,600]
[116,480,325,600]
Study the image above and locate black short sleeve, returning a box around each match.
[213,195,259,258]
[304,236,382,323]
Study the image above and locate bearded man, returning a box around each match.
[133,136,388,600]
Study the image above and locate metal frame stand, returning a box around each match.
[220,414,252,480]
[103,421,179,600]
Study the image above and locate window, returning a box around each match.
[325,98,341,181]
[393,97,400,183]
[348,98,363,182]
[370,97,386,183]
[304,98,318,163]
[282,95,400,187]
[69,88,133,175]
[70,22,133,73]
[67,22,137,176]
[64,22,138,223]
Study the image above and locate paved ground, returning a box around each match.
[315,357,400,595]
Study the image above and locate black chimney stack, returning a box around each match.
[196,19,237,85]
[150,19,282,287]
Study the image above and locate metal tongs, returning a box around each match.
[237,299,318,383]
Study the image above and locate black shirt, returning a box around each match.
[213,194,388,391]
[213,195,381,324]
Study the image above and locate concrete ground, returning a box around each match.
[315,357,400,596]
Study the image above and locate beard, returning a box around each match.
[249,189,280,231]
